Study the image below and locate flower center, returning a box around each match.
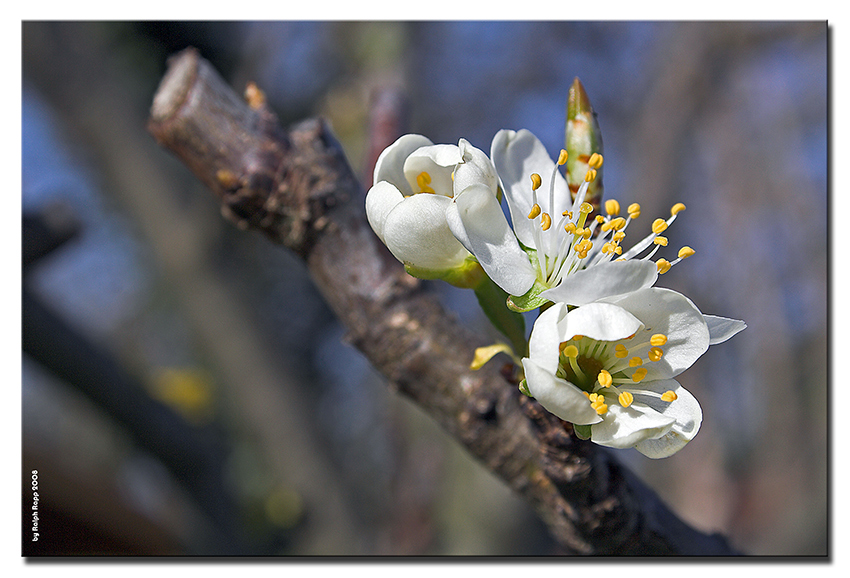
[416,171,435,194]
[523,151,696,288]
[524,152,604,288]
[557,331,678,415]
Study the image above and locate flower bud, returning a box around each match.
[565,77,604,218]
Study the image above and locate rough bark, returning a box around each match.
[147,47,739,555]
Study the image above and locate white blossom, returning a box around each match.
[447,129,694,311]
[366,134,498,277]
[521,287,745,458]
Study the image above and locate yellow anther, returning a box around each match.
[601,242,614,255]
[648,347,664,362]
[416,171,435,194]
[541,213,552,231]
[582,229,592,240]
[595,215,605,224]
[562,210,573,219]
[605,199,620,216]
[631,367,648,383]
[528,204,542,219]
[585,169,597,182]
[614,245,622,255]
[656,259,672,274]
[618,391,634,408]
[653,236,669,246]
[671,202,686,215]
[561,344,579,358]
[582,391,591,399]
[588,393,599,402]
[612,231,626,242]
[661,390,678,402]
[678,246,695,259]
[598,369,613,388]
[579,202,594,214]
[629,357,643,368]
[627,203,641,218]
[594,402,608,415]
[588,153,604,169]
[650,334,668,346]
[652,218,668,234]
[530,173,542,190]
[609,217,627,230]
[557,149,569,165]
[614,344,629,358]
[573,335,584,341]
[564,222,577,235]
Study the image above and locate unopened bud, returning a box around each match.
[565,77,604,217]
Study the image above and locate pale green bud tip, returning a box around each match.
[567,77,593,121]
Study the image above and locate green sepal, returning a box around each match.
[404,257,485,289]
[518,379,532,397]
[506,281,550,313]
[505,247,551,313]
[573,424,592,440]
[473,274,527,357]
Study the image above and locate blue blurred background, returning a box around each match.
[21,21,827,555]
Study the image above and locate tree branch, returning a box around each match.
[147,47,738,555]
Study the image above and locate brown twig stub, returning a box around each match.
[147,47,739,556]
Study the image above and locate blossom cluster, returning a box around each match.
[364,101,744,458]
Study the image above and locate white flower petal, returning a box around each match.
[365,181,404,243]
[590,401,676,450]
[491,129,570,248]
[447,184,537,296]
[527,302,568,375]
[608,288,710,380]
[632,379,702,458]
[704,314,747,345]
[403,144,462,197]
[373,134,433,194]
[541,259,659,306]
[562,302,643,342]
[383,193,469,270]
[522,358,602,425]
[454,139,499,194]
